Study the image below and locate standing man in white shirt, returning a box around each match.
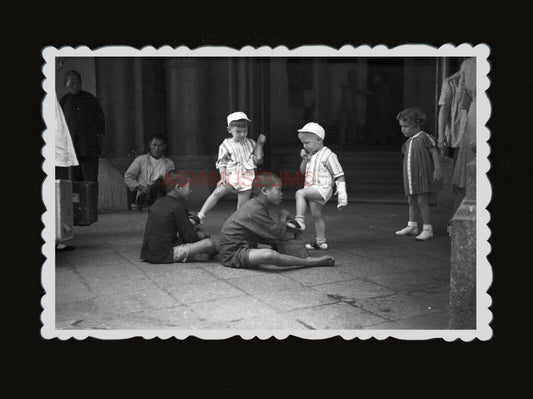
[124,134,175,211]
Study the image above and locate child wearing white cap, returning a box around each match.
[286,122,348,250]
[196,112,266,223]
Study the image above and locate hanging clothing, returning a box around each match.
[54,94,78,168]
[438,71,472,148]
[452,58,477,189]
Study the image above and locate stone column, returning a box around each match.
[164,57,211,205]
[164,57,208,155]
[449,158,477,329]
[95,57,145,210]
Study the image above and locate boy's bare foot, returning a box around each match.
[306,255,335,267]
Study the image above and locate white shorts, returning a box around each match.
[226,169,255,192]
[173,244,190,262]
[304,184,333,205]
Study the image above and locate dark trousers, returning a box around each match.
[127,178,165,209]
[71,156,99,184]
[55,166,70,180]
[56,157,99,201]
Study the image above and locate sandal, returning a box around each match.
[305,241,329,250]
[286,219,305,231]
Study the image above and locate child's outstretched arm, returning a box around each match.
[430,147,442,182]
[335,176,348,210]
[252,134,267,165]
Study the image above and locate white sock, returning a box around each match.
[422,224,432,231]
[408,221,418,228]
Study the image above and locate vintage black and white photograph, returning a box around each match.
[41,44,491,340]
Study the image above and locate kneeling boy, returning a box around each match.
[217,172,335,269]
[140,171,216,263]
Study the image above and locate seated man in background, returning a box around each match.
[124,134,175,211]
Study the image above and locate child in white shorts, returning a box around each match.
[196,111,266,223]
[286,122,348,250]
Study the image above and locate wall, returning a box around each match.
[403,57,438,135]
[55,56,448,210]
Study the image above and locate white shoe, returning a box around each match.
[416,229,433,241]
[395,226,418,236]
[305,241,329,250]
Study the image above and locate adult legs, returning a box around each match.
[247,248,334,268]
[147,177,165,205]
[72,156,98,182]
[127,187,138,209]
[73,156,99,199]
[55,166,70,180]
[80,157,99,183]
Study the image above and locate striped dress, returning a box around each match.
[401,131,436,196]
[304,146,345,204]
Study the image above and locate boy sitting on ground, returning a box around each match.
[140,170,217,264]
[216,172,335,269]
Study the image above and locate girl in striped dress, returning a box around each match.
[286,122,348,250]
[196,112,266,223]
[395,108,442,240]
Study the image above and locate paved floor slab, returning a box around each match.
[52,202,453,334]
[286,302,389,330]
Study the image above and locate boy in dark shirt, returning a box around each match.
[140,171,216,263]
[217,172,335,269]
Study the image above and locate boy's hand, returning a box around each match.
[337,194,348,210]
[197,231,209,239]
[217,173,228,187]
[257,134,267,146]
[279,209,291,220]
[138,185,150,194]
[300,149,310,161]
[336,180,348,210]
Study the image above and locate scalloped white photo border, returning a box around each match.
[41,43,492,341]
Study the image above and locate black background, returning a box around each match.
[15,13,527,396]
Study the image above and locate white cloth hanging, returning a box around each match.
[54,94,78,167]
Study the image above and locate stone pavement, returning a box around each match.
[53,199,452,332]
